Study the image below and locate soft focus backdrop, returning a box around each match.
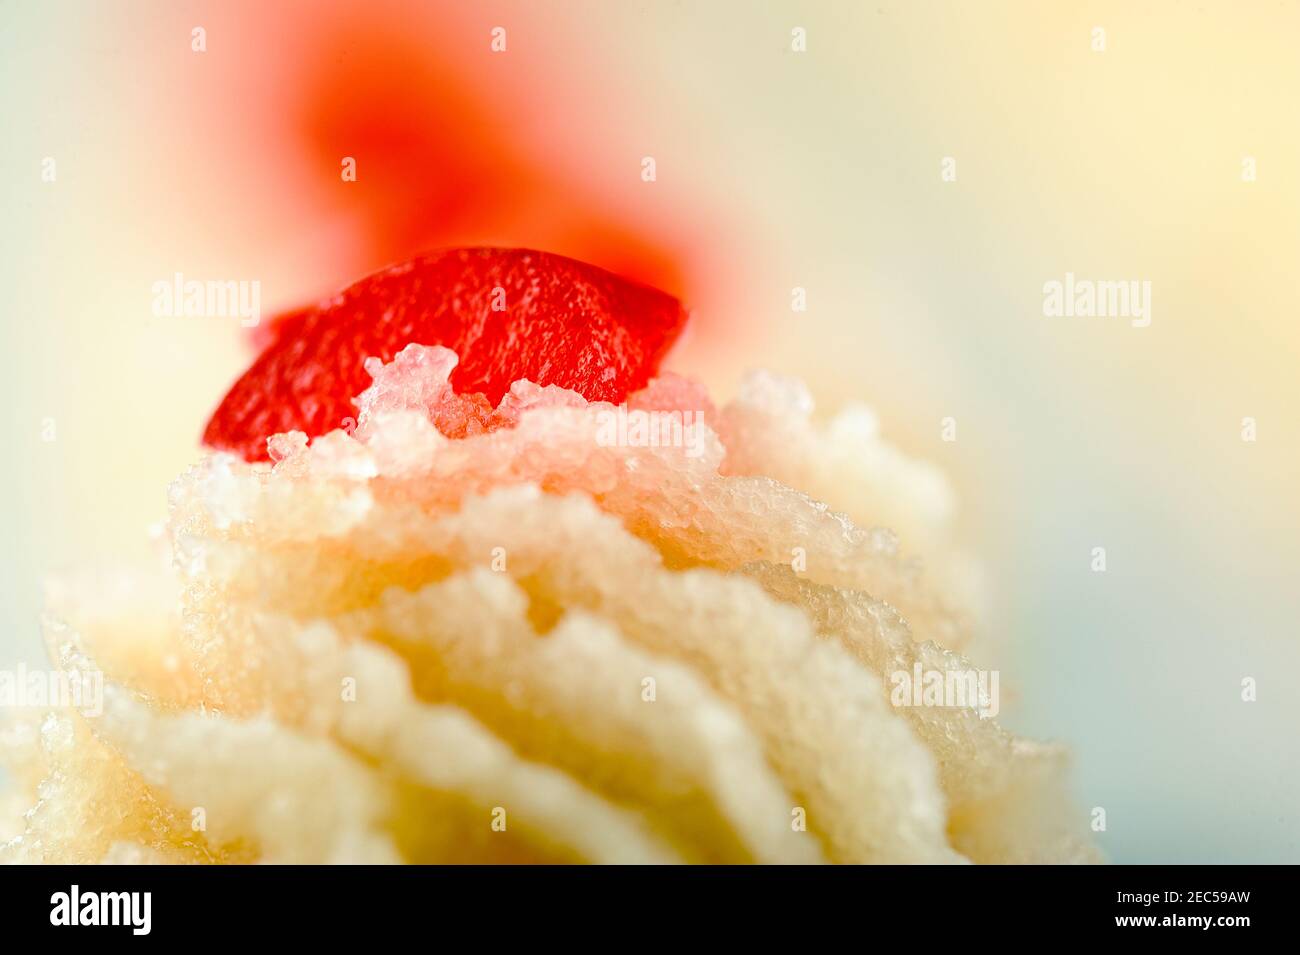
[3,0,1297,863]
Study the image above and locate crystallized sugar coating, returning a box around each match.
[2,345,1098,864]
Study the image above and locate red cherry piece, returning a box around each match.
[203,248,689,461]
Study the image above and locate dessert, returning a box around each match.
[1,250,1098,864]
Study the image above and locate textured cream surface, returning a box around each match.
[1,345,1099,863]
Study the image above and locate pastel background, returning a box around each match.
[2,1,1297,863]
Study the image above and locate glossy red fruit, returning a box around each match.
[203,248,689,461]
